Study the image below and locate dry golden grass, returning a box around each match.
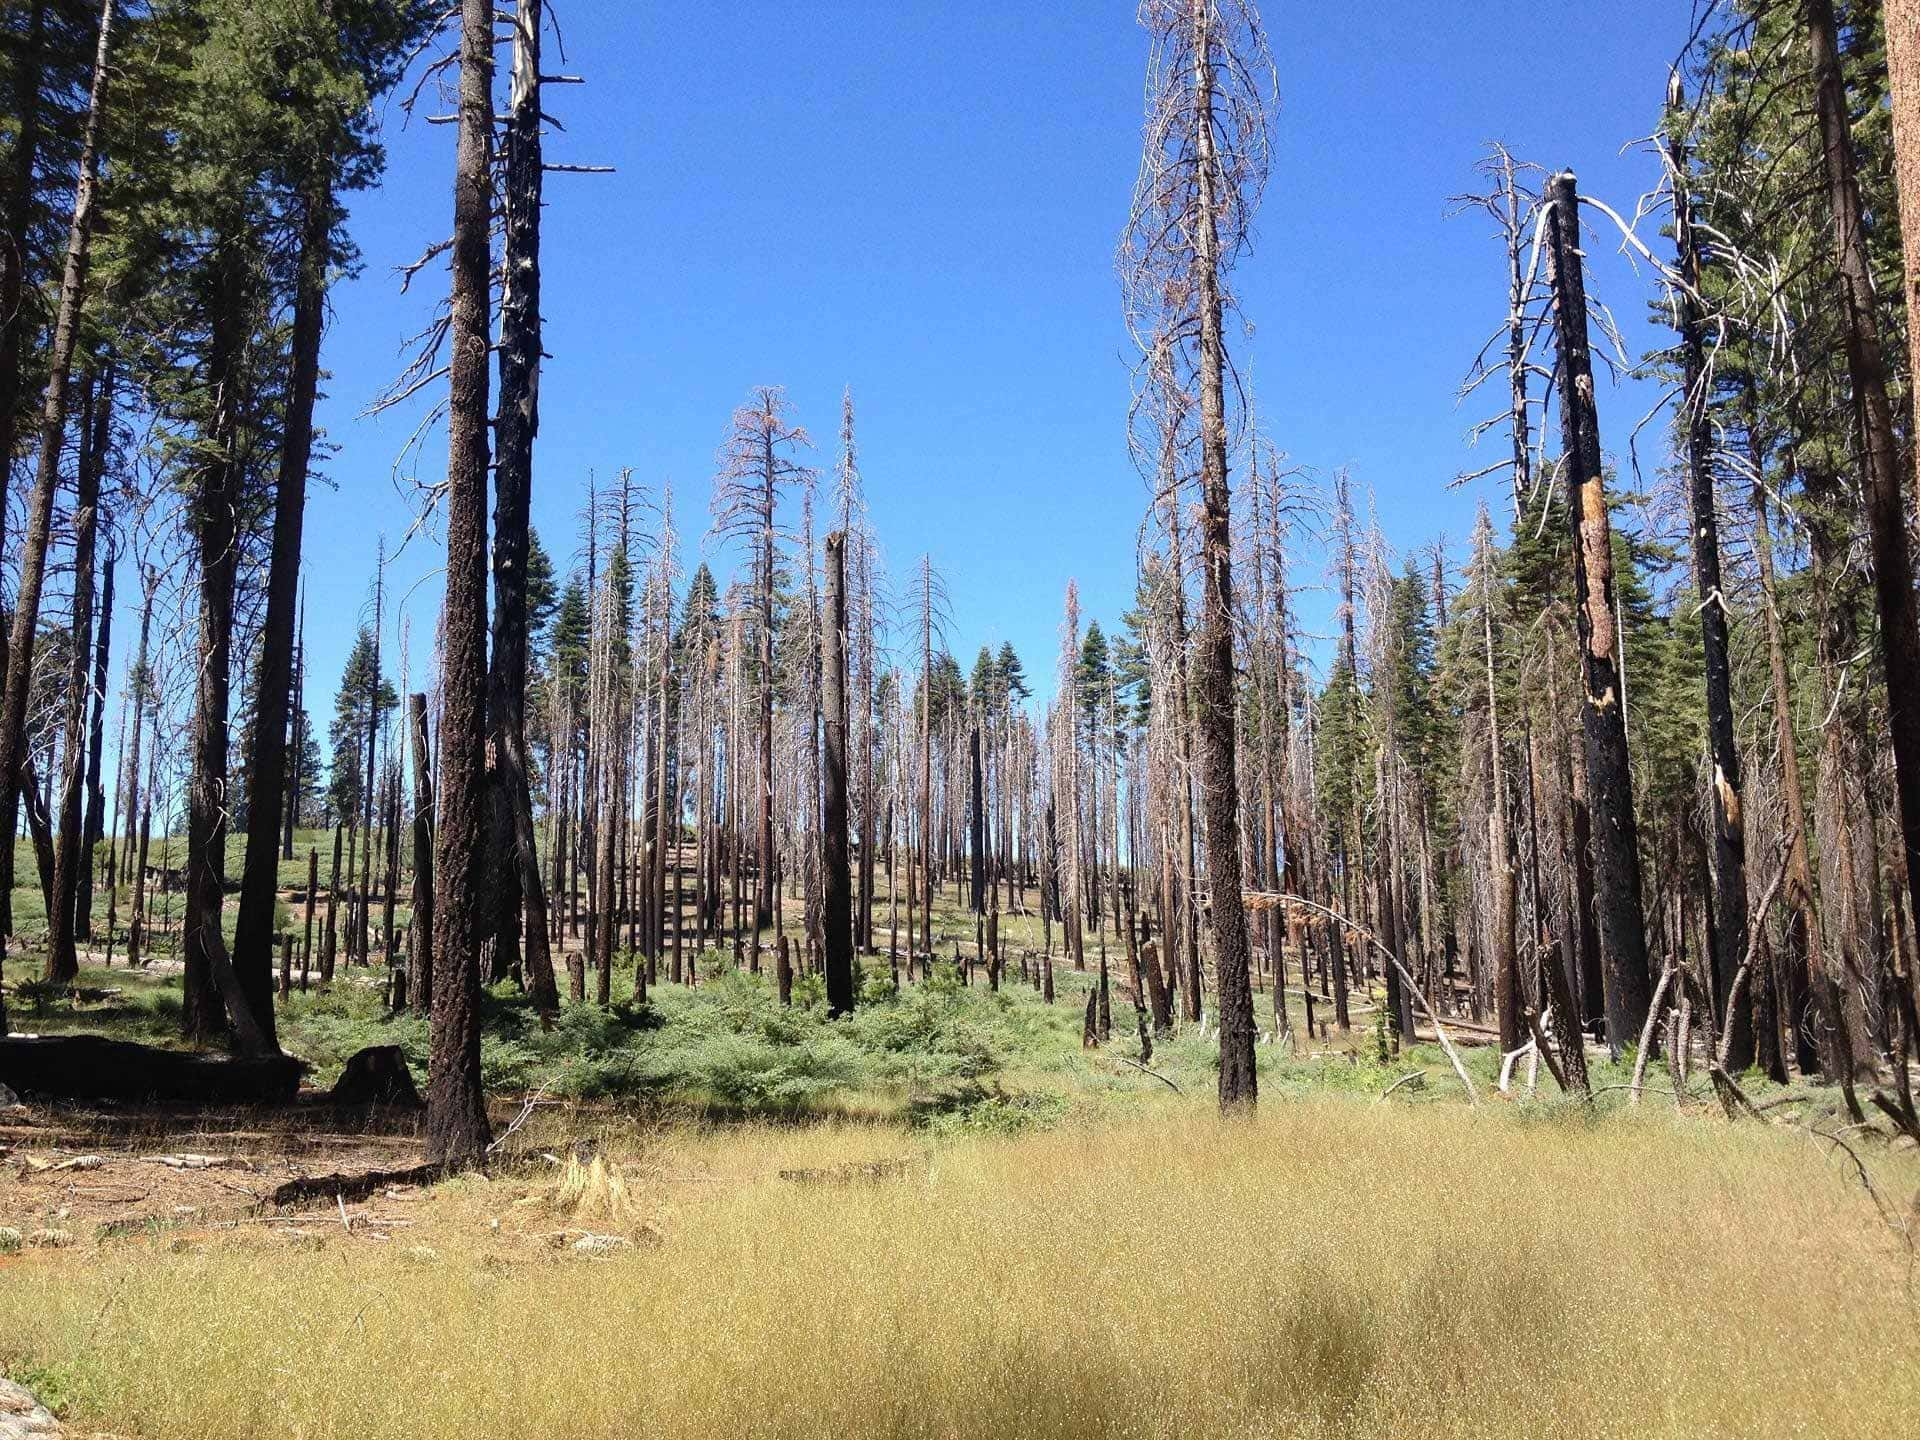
[4,1102,1916,1440]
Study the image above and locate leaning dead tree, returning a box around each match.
[1121,0,1275,1109]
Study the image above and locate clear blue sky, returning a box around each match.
[289,0,1685,723]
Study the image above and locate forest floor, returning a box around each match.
[3,849,1917,1437]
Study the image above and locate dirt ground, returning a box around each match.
[0,1098,434,1246]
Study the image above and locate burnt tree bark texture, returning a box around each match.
[1545,169,1652,1054]
[488,0,559,1011]
[233,178,330,1037]
[823,531,854,1016]
[427,0,496,1165]
[0,0,113,952]
[1809,0,1920,967]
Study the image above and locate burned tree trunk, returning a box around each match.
[409,694,434,1013]
[823,531,854,1017]
[233,178,330,1034]
[426,0,497,1166]
[76,545,113,942]
[1808,0,1920,975]
[1544,169,1652,1054]
[183,248,273,1057]
[970,724,986,918]
[47,374,108,984]
[1666,85,1752,1071]
[1186,13,1258,1109]
[0,0,112,952]
[488,0,559,1012]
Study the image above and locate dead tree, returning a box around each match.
[409,694,435,1012]
[427,0,497,1166]
[487,0,560,1011]
[823,530,854,1015]
[711,388,813,964]
[1544,169,1652,1053]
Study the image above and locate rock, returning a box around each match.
[571,1233,632,1256]
[24,1229,72,1250]
[327,1046,422,1108]
[0,1083,20,1108]
[0,1377,60,1438]
[0,1228,19,1254]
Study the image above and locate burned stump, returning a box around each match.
[328,1045,422,1108]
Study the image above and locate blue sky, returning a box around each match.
[287,0,1687,719]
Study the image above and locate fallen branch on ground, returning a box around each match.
[1378,1070,1428,1102]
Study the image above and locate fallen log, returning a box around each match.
[268,1162,445,1209]
[0,1035,305,1105]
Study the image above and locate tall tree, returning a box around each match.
[711,387,812,966]
[1122,0,1273,1109]
[1544,169,1652,1054]
[823,530,854,1015]
[487,0,560,1010]
[1808,0,1920,974]
[1665,76,1752,1069]
[427,0,496,1165]
[0,0,112,957]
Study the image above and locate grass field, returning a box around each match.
[2,1102,1914,1440]
[4,841,1914,1439]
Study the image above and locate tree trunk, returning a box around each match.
[823,532,854,1016]
[183,247,272,1057]
[0,0,112,951]
[76,543,113,942]
[1666,89,1753,1071]
[1188,11,1257,1108]
[1544,169,1652,1055]
[1814,0,1920,980]
[233,177,329,1035]
[47,374,107,984]
[488,0,559,1011]
[1748,406,1821,1076]
[426,0,497,1166]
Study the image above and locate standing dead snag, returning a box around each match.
[409,694,435,1014]
[823,531,854,1016]
[488,0,560,1012]
[711,388,814,968]
[1543,169,1652,1055]
[1122,0,1275,1109]
[428,0,497,1166]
